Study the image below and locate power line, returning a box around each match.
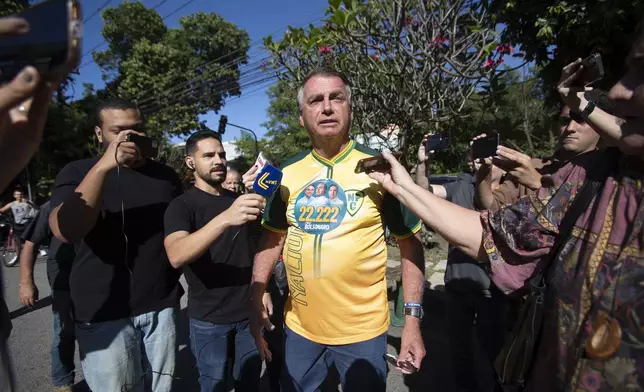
[83,0,113,24]
[136,55,273,108]
[139,66,279,115]
[132,11,324,104]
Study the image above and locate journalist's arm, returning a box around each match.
[164,194,265,269]
[371,152,485,262]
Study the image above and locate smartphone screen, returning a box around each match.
[577,53,604,86]
[472,133,499,160]
[127,134,159,158]
[355,153,402,174]
[0,0,72,82]
[426,132,451,152]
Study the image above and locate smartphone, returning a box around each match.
[385,353,417,373]
[426,132,451,153]
[577,53,604,86]
[127,134,159,158]
[355,152,402,173]
[0,0,82,83]
[472,133,499,160]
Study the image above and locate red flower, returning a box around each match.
[483,59,495,69]
[371,54,380,61]
[319,45,332,55]
[496,43,513,54]
[405,16,413,25]
[496,58,505,65]
[432,35,449,47]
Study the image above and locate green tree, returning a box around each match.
[93,3,250,137]
[490,0,644,102]
[235,81,311,167]
[429,68,554,174]
[263,0,505,165]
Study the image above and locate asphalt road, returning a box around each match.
[3,258,461,392]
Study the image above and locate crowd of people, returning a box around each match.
[0,10,642,392]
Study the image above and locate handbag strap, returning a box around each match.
[530,148,619,291]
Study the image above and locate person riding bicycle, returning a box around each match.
[0,189,37,239]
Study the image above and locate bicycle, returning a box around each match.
[0,215,22,267]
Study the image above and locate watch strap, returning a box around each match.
[581,101,596,120]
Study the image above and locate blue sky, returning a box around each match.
[72,0,526,145]
[72,0,329,143]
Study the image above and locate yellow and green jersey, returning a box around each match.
[263,140,421,345]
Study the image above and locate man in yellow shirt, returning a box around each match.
[250,68,426,392]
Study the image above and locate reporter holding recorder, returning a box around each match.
[163,131,265,392]
[49,98,184,392]
[367,35,644,390]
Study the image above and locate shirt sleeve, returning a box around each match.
[489,179,522,212]
[20,203,51,245]
[164,198,193,237]
[481,160,586,294]
[262,186,288,233]
[50,162,84,209]
[382,192,422,239]
[442,181,457,201]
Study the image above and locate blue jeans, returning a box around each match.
[51,290,75,387]
[189,318,261,392]
[282,327,387,392]
[75,306,178,392]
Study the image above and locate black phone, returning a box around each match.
[472,133,499,160]
[0,0,82,83]
[355,153,402,173]
[577,53,604,86]
[127,134,159,158]
[426,132,451,153]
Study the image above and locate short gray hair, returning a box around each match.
[296,68,352,111]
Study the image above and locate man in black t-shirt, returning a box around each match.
[164,131,264,392]
[49,98,183,392]
[19,201,77,391]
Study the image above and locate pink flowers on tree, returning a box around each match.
[483,43,511,69]
[319,45,332,55]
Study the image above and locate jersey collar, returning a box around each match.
[311,140,355,167]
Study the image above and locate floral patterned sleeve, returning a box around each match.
[479,157,591,294]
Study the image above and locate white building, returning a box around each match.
[353,124,400,152]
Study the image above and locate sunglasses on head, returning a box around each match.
[558,112,585,126]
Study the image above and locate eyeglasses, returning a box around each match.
[558,112,585,126]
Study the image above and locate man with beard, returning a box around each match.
[163,131,265,392]
[49,98,183,392]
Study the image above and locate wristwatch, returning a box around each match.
[403,302,424,319]
[580,100,596,120]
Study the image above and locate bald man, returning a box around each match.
[223,169,243,194]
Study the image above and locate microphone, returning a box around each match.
[253,164,283,198]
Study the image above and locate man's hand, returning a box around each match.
[250,292,275,362]
[417,133,434,164]
[223,194,266,226]
[19,281,38,307]
[96,130,143,172]
[493,146,541,190]
[242,165,259,192]
[557,58,593,113]
[366,152,415,199]
[398,319,425,374]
